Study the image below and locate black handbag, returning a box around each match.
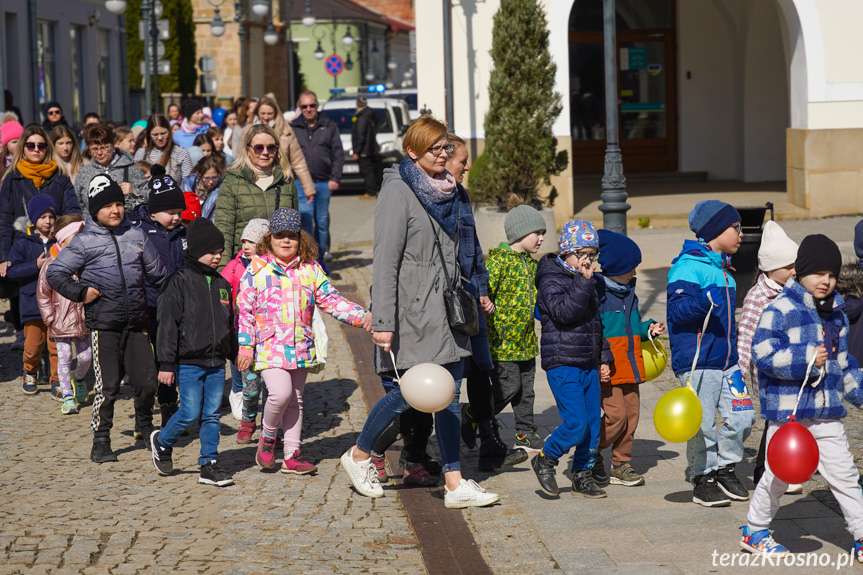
[427,212,479,337]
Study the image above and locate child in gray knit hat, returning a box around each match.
[462,204,547,452]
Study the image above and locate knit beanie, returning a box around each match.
[182,100,203,121]
[597,229,642,276]
[505,205,547,244]
[27,194,57,224]
[1,112,23,148]
[147,172,186,214]
[558,220,598,254]
[186,217,225,259]
[688,200,741,242]
[131,120,147,139]
[795,234,842,279]
[241,218,270,244]
[854,219,863,261]
[87,174,125,217]
[757,221,798,272]
[270,208,302,234]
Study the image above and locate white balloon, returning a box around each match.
[399,363,455,413]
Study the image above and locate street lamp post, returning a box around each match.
[150,0,160,114]
[208,0,248,97]
[598,0,630,235]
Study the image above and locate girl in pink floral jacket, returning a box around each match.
[236,208,372,474]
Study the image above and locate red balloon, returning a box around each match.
[766,421,820,484]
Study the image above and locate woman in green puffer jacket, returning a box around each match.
[214,124,298,270]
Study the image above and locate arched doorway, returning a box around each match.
[568,0,678,173]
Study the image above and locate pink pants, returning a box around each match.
[261,368,308,456]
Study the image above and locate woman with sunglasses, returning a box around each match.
[74,124,149,212]
[214,124,297,269]
[134,114,193,183]
[0,125,81,278]
[41,101,69,133]
[340,115,499,509]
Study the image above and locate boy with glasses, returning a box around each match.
[531,220,611,499]
[667,200,755,507]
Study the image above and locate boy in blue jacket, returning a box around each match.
[742,235,863,559]
[531,220,611,499]
[130,165,187,429]
[667,200,755,507]
[47,174,167,463]
[7,194,58,395]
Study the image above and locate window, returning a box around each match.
[37,21,57,110]
[97,29,112,119]
[70,26,85,125]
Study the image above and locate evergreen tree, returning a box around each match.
[127,0,197,102]
[473,0,567,208]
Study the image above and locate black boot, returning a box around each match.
[591,452,610,488]
[460,404,478,449]
[572,470,607,498]
[478,419,528,471]
[90,439,118,463]
[531,452,559,496]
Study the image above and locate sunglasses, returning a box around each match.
[576,250,600,264]
[429,143,455,157]
[300,104,317,110]
[24,142,48,151]
[248,143,279,155]
[47,110,61,116]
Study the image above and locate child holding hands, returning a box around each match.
[235,209,372,474]
[531,220,611,499]
[742,235,863,560]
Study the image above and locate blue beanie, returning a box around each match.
[27,194,57,225]
[688,200,741,242]
[854,219,863,261]
[597,229,642,276]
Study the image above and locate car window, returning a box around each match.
[392,107,404,128]
[320,108,386,135]
[377,110,393,134]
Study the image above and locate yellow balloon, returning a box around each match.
[641,338,668,382]
[654,386,703,443]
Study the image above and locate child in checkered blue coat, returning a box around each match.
[741,234,863,560]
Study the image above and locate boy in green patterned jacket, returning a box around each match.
[486,206,547,452]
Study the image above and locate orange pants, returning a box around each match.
[23,319,58,382]
[599,383,640,467]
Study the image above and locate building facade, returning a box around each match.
[1,0,129,126]
[417,0,863,224]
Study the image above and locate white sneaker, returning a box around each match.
[323,251,334,262]
[444,479,500,509]
[786,483,803,494]
[228,391,243,421]
[340,448,384,498]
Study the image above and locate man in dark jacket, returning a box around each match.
[47,174,167,464]
[352,97,379,200]
[290,91,344,260]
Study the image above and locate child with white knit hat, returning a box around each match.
[736,220,800,493]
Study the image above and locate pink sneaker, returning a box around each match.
[236,421,255,444]
[256,436,277,469]
[280,449,317,475]
[372,455,389,483]
[403,463,438,486]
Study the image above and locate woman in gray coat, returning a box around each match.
[74,124,148,212]
[340,116,499,509]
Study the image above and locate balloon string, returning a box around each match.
[648,329,664,357]
[686,292,716,390]
[388,349,402,384]
[791,349,825,420]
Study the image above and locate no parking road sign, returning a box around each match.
[325,54,344,76]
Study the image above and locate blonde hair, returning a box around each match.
[403,115,448,158]
[1,125,67,185]
[255,96,285,138]
[229,124,291,178]
[49,125,83,181]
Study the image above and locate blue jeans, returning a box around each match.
[543,366,601,472]
[357,360,464,473]
[296,181,331,256]
[230,362,243,394]
[159,365,225,466]
[683,366,755,481]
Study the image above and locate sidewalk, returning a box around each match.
[329,195,863,574]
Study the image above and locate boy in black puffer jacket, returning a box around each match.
[47,174,167,463]
[531,219,611,500]
[130,164,188,428]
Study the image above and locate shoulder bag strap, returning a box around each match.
[425,212,456,290]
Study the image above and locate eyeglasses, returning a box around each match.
[201,176,220,183]
[47,110,61,116]
[248,143,279,155]
[731,222,742,234]
[24,142,48,151]
[90,145,112,153]
[576,250,600,264]
[428,143,455,157]
[300,104,317,110]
